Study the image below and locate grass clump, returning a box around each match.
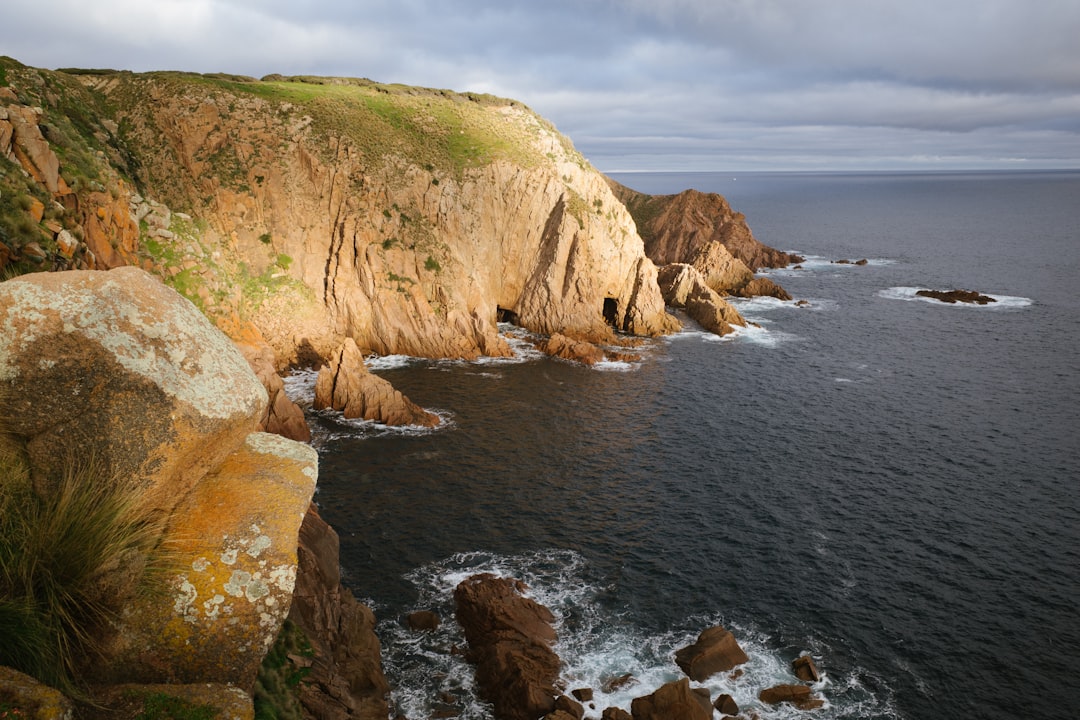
[253,620,313,720]
[0,444,165,693]
[133,693,217,720]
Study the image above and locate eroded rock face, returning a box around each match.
[674,625,749,681]
[608,180,802,271]
[289,505,391,720]
[313,337,439,427]
[629,678,712,720]
[103,432,318,689]
[0,267,267,515]
[656,264,746,337]
[454,574,561,720]
[227,319,312,443]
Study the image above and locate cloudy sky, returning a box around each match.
[4,0,1080,171]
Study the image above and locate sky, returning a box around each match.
[3,0,1080,172]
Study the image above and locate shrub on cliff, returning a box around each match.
[0,442,166,693]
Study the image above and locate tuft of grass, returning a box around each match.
[253,620,313,720]
[0,443,166,694]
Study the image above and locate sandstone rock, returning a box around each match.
[734,276,792,301]
[713,692,739,715]
[20,240,47,262]
[759,684,824,710]
[454,573,560,720]
[313,337,439,427]
[0,267,268,516]
[28,197,45,222]
[0,665,74,719]
[602,708,632,720]
[100,432,318,689]
[5,103,61,193]
[542,332,606,365]
[226,319,312,443]
[674,625,749,681]
[289,504,391,720]
[916,288,996,305]
[656,263,746,336]
[793,654,822,682]
[688,240,754,293]
[554,694,585,719]
[629,678,712,720]
[608,180,801,271]
[406,610,442,631]
[571,688,594,703]
[55,228,79,258]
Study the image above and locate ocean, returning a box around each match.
[285,170,1080,720]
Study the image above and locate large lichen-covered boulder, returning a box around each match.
[102,432,317,689]
[0,267,267,514]
[0,666,74,720]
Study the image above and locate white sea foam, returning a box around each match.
[763,254,895,277]
[878,286,1033,309]
[364,353,418,371]
[379,550,899,720]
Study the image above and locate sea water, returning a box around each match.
[288,170,1080,720]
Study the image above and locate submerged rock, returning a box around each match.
[454,573,561,720]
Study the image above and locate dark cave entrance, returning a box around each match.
[603,297,620,329]
[496,306,519,325]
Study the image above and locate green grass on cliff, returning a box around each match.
[0,443,166,693]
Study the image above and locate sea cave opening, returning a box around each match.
[603,297,620,328]
[496,306,519,325]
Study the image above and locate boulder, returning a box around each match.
[602,708,632,720]
[713,693,739,715]
[759,684,825,710]
[793,654,821,682]
[226,319,312,443]
[657,263,746,336]
[734,276,792,301]
[554,694,585,719]
[288,505,391,720]
[571,688,594,703]
[454,573,560,720]
[601,674,638,694]
[0,665,74,719]
[89,683,255,720]
[313,337,439,427]
[0,267,267,517]
[542,332,606,365]
[100,432,318,689]
[5,104,61,193]
[688,240,754,294]
[629,678,712,720]
[674,625,749,681]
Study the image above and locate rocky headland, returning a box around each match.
[1,55,801,718]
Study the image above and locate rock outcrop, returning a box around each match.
[673,625,749,681]
[629,679,712,720]
[454,574,561,720]
[288,505,390,720]
[656,263,746,336]
[313,337,439,427]
[916,288,996,304]
[608,179,801,272]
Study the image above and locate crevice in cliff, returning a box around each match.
[603,297,620,329]
[496,306,519,325]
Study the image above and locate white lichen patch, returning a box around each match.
[244,432,319,474]
[224,570,252,598]
[192,557,210,572]
[0,269,266,417]
[269,564,297,593]
[173,577,199,623]
[246,535,272,558]
[220,548,238,565]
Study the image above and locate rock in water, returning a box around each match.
[542,333,606,365]
[629,678,712,720]
[674,625,749,681]
[313,337,439,427]
[656,263,746,336]
[0,267,267,516]
[793,654,822,682]
[916,288,997,304]
[454,574,560,720]
[759,684,825,710]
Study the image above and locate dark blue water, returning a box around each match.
[295,171,1080,720]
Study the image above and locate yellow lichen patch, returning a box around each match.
[109,433,316,689]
